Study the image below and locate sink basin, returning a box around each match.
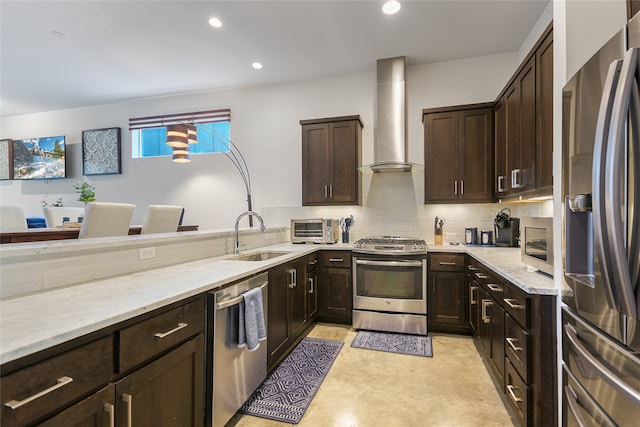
[227,251,291,262]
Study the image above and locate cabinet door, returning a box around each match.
[329,121,359,204]
[428,271,469,333]
[319,267,352,319]
[505,82,520,194]
[307,266,318,322]
[489,303,505,385]
[536,32,553,191]
[478,287,492,358]
[268,266,290,365]
[302,123,330,204]
[494,99,508,197]
[38,385,115,427]
[115,335,204,427]
[288,260,308,340]
[510,57,537,193]
[468,276,480,335]
[425,111,459,202]
[459,108,493,201]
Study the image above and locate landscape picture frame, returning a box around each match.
[82,127,122,175]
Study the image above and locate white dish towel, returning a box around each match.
[238,287,267,351]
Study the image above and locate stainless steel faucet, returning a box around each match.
[234,211,265,254]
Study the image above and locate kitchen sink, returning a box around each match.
[227,251,291,262]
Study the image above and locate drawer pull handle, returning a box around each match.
[469,286,478,304]
[475,272,488,279]
[309,260,318,265]
[506,385,523,403]
[467,265,478,271]
[123,393,133,427]
[439,262,457,266]
[308,277,314,294]
[487,284,501,292]
[4,376,73,409]
[506,337,523,352]
[154,322,188,338]
[104,403,115,427]
[329,258,344,262]
[504,298,523,309]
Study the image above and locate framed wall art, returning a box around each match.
[82,127,122,175]
[0,139,13,180]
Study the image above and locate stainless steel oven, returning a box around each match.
[352,237,428,335]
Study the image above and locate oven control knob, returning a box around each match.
[386,300,391,304]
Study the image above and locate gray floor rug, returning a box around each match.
[351,330,433,357]
[238,337,344,424]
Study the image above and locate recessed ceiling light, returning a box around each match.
[252,62,263,70]
[382,0,401,15]
[208,17,222,28]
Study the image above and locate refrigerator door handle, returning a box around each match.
[564,385,590,427]
[605,47,638,318]
[565,323,640,402]
[592,59,624,311]
[629,80,640,298]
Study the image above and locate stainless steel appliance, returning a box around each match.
[207,273,268,427]
[493,208,520,247]
[562,13,640,425]
[352,236,428,335]
[520,217,553,276]
[290,218,339,244]
[465,227,478,245]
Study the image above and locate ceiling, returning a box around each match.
[0,0,550,118]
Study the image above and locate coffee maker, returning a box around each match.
[493,208,520,247]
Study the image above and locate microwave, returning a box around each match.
[520,217,554,276]
[291,218,339,244]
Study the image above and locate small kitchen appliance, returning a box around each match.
[520,217,553,276]
[290,218,339,244]
[493,208,520,247]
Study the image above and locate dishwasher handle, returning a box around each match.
[215,281,268,310]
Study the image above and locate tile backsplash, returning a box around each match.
[264,171,553,244]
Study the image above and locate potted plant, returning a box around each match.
[73,181,96,204]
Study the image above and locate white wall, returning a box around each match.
[1,51,524,232]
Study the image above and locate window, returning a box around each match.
[129,109,231,159]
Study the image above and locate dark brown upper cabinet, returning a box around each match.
[301,115,362,206]
[495,24,553,200]
[423,104,494,203]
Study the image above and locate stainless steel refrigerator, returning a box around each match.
[562,14,640,426]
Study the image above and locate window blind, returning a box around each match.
[128,109,231,131]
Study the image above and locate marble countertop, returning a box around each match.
[0,240,555,365]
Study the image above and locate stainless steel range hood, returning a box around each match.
[370,56,412,173]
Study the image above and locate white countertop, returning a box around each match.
[0,241,555,365]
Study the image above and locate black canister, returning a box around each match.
[464,227,478,245]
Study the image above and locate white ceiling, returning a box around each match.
[0,0,550,118]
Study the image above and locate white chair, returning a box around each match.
[0,206,27,229]
[78,202,136,239]
[141,205,183,234]
[43,206,86,227]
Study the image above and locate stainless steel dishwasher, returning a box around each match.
[206,272,268,427]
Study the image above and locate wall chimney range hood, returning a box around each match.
[370,56,412,173]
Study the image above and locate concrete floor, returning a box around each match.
[228,323,516,427]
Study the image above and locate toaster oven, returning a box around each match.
[520,217,554,276]
[291,218,339,244]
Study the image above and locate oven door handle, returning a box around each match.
[355,259,424,268]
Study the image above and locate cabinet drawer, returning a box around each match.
[505,358,530,427]
[320,251,352,268]
[118,297,204,373]
[505,313,530,383]
[473,268,505,304]
[503,284,530,329]
[1,336,112,427]
[430,253,465,272]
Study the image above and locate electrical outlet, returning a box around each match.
[139,247,156,260]
[264,233,275,240]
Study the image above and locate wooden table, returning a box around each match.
[0,225,199,244]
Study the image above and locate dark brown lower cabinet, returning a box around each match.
[267,256,309,369]
[428,271,469,333]
[307,254,319,322]
[38,385,115,427]
[318,252,352,324]
[115,334,204,427]
[467,255,556,427]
